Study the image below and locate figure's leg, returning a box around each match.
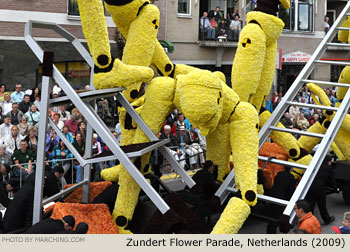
[206,122,231,182]
[231,23,266,103]
[151,42,174,77]
[229,101,259,206]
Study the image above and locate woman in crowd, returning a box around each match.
[53,112,64,131]
[25,126,38,155]
[30,87,41,103]
[209,16,218,30]
[25,104,40,126]
[75,121,86,142]
[296,113,310,131]
[91,133,102,181]
[72,132,85,183]
[18,116,30,137]
[0,84,7,103]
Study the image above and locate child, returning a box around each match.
[332,212,350,234]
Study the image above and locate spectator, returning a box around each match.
[228,15,241,41]
[0,107,4,125]
[91,133,103,181]
[7,103,23,126]
[25,104,40,127]
[176,125,197,169]
[271,91,279,105]
[161,115,177,136]
[332,212,350,234]
[299,97,313,118]
[295,199,322,234]
[272,97,282,110]
[53,112,64,131]
[265,99,273,113]
[175,113,191,133]
[18,116,30,137]
[52,84,62,97]
[324,16,330,34]
[0,179,14,208]
[64,113,79,137]
[25,126,38,155]
[218,19,228,37]
[160,125,186,169]
[2,178,36,233]
[10,84,25,103]
[189,125,205,167]
[2,94,12,115]
[12,140,34,180]
[97,98,112,120]
[30,87,41,103]
[4,125,23,156]
[58,105,70,123]
[50,139,72,186]
[308,113,319,126]
[302,86,311,104]
[306,156,337,225]
[46,127,59,153]
[331,90,338,106]
[326,89,337,107]
[0,84,7,102]
[18,94,32,114]
[0,146,11,167]
[296,113,309,130]
[281,112,294,129]
[295,92,302,102]
[230,8,240,20]
[209,16,218,31]
[48,107,56,120]
[75,121,86,142]
[0,116,12,141]
[115,123,121,142]
[24,215,75,234]
[200,11,215,39]
[289,104,300,121]
[62,126,74,144]
[72,132,85,183]
[209,6,223,24]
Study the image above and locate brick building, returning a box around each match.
[0,0,116,90]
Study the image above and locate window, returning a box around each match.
[178,0,191,15]
[68,0,79,16]
[279,0,313,32]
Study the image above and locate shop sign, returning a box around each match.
[282,51,311,63]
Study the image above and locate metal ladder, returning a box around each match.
[24,20,195,224]
[216,1,350,224]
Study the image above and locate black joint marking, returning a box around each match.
[155,25,158,29]
[116,216,128,227]
[245,190,256,202]
[97,55,109,66]
[326,110,333,116]
[133,157,142,171]
[105,0,134,6]
[124,112,137,130]
[137,1,150,16]
[130,89,139,99]
[152,19,157,24]
[42,51,54,77]
[143,164,150,173]
[169,64,176,78]
[289,148,297,158]
[324,121,331,129]
[230,101,240,117]
[165,64,172,72]
[219,91,222,98]
[94,58,115,74]
[256,123,259,129]
[248,20,262,29]
[156,67,164,76]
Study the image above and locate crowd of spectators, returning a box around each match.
[200,7,242,41]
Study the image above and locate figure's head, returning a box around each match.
[176,70,223,136]
[62,215,75,231]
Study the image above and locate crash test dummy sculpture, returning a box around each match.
[77,0,260,233]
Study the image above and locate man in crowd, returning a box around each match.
[200,12,215,39]
[25,104,40,126]
[228,15,241,41]
[176,125,197,169]
[281,112,294,129]
[7,103,23,126]
[18,94,32,114]
[10,84,24,103]
[12,139,35,180]
[0,116,12,140]
[2,94,12,115]
[175,113,191,132]
[209,6,223,24]
[58,105,71,123]
[295,199,322,234]
[64,113,79,136]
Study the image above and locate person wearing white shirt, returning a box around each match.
[228,16,241,41]
[1,94,12,115]
[0,116,12,141]
[10,84,25,103]
[4,125,23,155]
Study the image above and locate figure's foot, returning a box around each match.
[94,59,154,89]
